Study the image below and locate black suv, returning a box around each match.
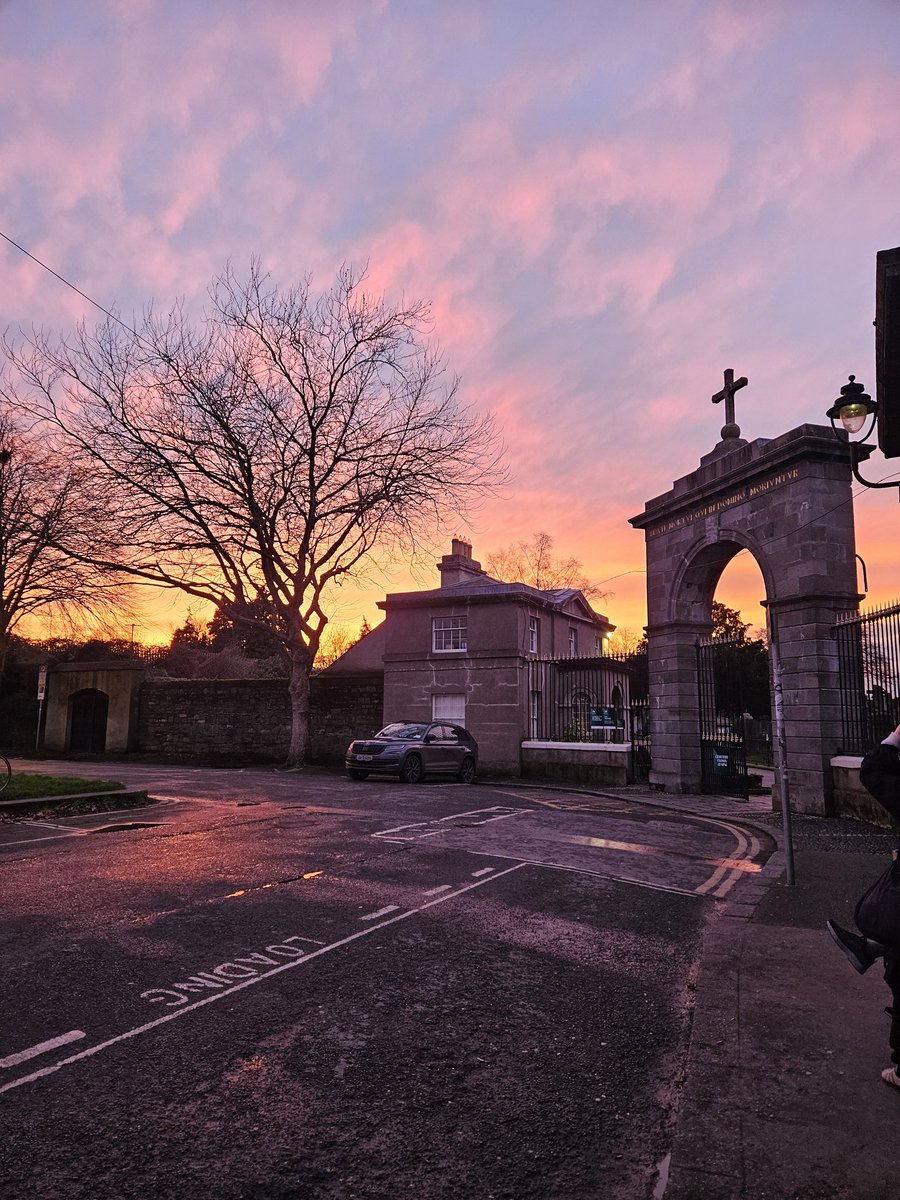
[345,721,478,784]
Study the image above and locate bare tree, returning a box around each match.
[4,263,505,763]
[485,531,607,599]
[608,627,647,656]
[0,401,129,679]
[314,625,357,671]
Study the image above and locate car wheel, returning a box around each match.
[458,756,476,784]
[348,770,369,781]
[400,754,424,784]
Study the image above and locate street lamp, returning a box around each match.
[826,375,898,490]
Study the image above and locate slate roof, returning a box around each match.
[379,579,610,626]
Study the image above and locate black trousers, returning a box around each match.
[885,949,900,1066]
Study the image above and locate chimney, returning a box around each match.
[437,539,488,588]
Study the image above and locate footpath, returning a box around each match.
[620,785,900,1200]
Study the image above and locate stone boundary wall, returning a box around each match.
[521,741,631,787]
[135,672,383,764]
[830,756,899,827]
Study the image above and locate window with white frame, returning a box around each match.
[568,626,578,655]
[433,693,466,724]
[432,615,467,651]
[528,615,540,654]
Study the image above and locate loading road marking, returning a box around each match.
[0,862,526,1096]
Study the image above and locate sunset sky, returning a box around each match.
[3,0,900,646]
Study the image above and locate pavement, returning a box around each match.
[611,785,900,1200]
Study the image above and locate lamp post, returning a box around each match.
[826,375,899,491]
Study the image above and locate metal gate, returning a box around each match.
[604,648,650,781]
[69,687,109,753]
[697,637,749,798]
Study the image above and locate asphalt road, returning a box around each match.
[0,762,775,1200]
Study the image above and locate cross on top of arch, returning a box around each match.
[711,368,748,440]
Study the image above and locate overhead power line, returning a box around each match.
[3,226,899,596]
[0,227,142,343]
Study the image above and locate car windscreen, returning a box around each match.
[377,723,428,740]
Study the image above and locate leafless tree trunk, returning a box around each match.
[4,263,505,764]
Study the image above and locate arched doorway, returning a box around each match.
[69,688,109,753]
[631,423,861,814]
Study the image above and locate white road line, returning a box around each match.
[374,807,528,842]
[471,867,495,877]
[3,832,87,846]
[0,1030,86,1068]
[0,862,526,1096]
[422,885,452,896]
[376,821,429,835]
[360,905,401,921]
[465,850,704,897]
[438,806,519,822]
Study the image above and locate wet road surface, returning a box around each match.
[1,762,774,1200]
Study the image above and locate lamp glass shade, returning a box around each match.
[839,403,869,434]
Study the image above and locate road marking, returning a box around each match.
[513,859,705,897]
[467,850,704,897]
[691,818,760,897]
[0,1030,86,1068]
[471,867,495,877]
[437,806,521,822]
[360,905,401,921]
[374,806,529,842]
[2,832,86,846]
[376,821,429,835]
[561,833,762,874]
[422,885,452,896]
[0,862,526,1096]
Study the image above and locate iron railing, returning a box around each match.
[835,601,900,753]
[525,654,636,745]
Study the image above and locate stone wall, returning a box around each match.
[135,672,383,764]
[830,756,899,827]
[308,672,384,763]
[521,741,631,786]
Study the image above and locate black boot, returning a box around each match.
[826,919,885,974]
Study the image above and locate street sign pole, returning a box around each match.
[35,664,47,751]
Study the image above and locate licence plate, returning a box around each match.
[356,754,373,761]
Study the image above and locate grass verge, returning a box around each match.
[2,773,124,801]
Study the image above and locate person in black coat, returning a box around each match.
[827,724,900,1090]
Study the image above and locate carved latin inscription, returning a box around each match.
[647,468,801,539]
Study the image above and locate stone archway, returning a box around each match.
[630,422,862,814]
